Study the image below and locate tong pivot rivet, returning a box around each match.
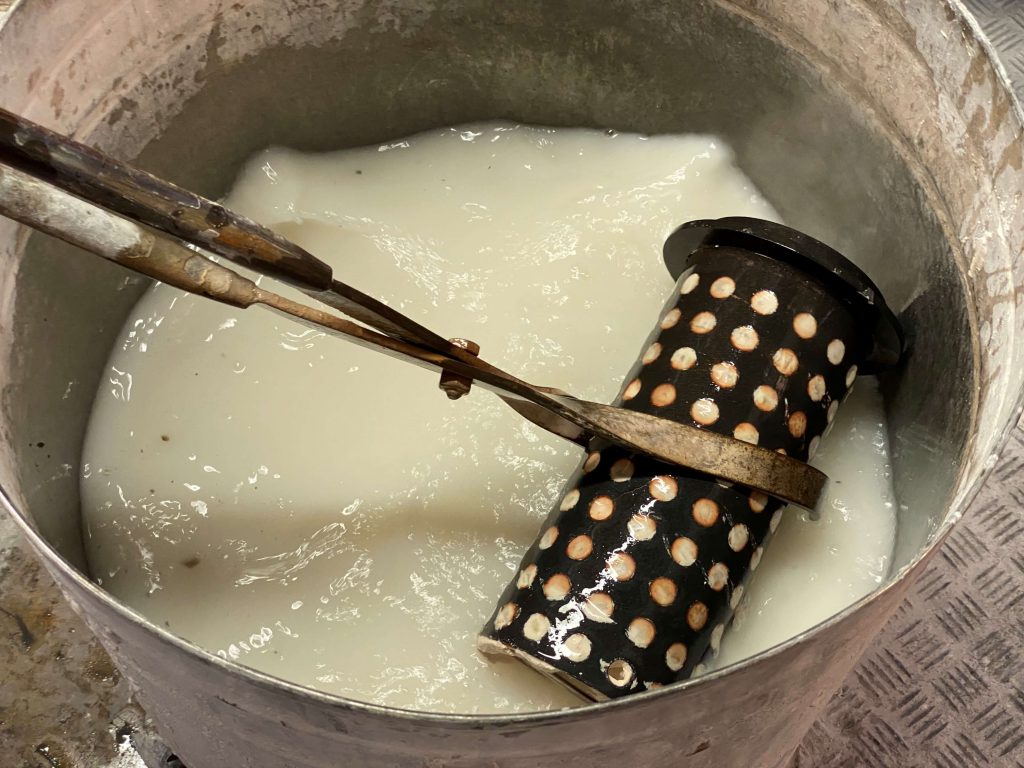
[439,338,480,400]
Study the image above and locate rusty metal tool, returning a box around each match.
[0,108,827,510]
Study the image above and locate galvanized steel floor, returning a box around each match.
[2,3,1024,766]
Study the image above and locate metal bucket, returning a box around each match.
[0,1,1021,766]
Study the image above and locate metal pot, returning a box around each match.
[1,1,1020,766]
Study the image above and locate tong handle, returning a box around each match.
[0,162,261,309]
[0,107,473,358]
[0,106,332,292]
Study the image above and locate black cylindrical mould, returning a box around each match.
[479,218,904,700]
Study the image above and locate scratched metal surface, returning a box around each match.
[1,3,1023,768]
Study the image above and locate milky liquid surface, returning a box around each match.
[81,123,895,713]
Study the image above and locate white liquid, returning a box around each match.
[705,376,895,672]
[81,123,895,713]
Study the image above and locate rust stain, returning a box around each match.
[997,137,1023,172]
[49,81,64,119]
[0,605,34,648]
[966,106,987,144]
[987,77,1011,139]
[957,50,989,113]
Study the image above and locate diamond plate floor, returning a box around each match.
[965,0,1024,85]
[794,429,1024,767]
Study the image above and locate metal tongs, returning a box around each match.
[0,107,826,510]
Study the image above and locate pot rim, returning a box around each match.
[1,0,1022,730]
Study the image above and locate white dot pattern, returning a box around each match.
[730,325,759,352]
[691,398,720,425]
[687,602,709,631]
[728,524,749,552]
[707,563,729,591]
[562,633,592,662]
[485,247,864,698]
[627,514,657,541]
[661,308,682,329]
[730,584,745,610]
[772,348,798,376]
[793,312,817,339]
[606,659,634,687]
[582,592,615,623]
[665,642,687,671]
[827,339,845,365]
[710,276,736,298]
[567,535,593,560]
[808,435,821,458]
[642,342,662,365]
[711,361,739,388]
[517,564,538,589]
[494,602,519,630]
[589,495,614,521]
[623,378,641,400]
[560,489,580,511]
[750,547,764,571]
[733,422,759,445]
[753,385,778,412]
[808,374,826,402]
[749,491,768,512]
[671,536,698,567]
[750,290,778,315]
[691,311,717,334]
[651,383,677,407]
[692,498,719,527]
[610,458,634,483]
[523,613,550,642]
[628,618,656,648]
[607,552,636,581]
[681,272,700,294]
[650,577,677,606]
[543,574,571,601]
[670,346,697,370]
[649,475,678,502]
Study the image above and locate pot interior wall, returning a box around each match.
[5,1,968,585]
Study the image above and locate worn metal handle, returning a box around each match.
[0,106,463,355]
